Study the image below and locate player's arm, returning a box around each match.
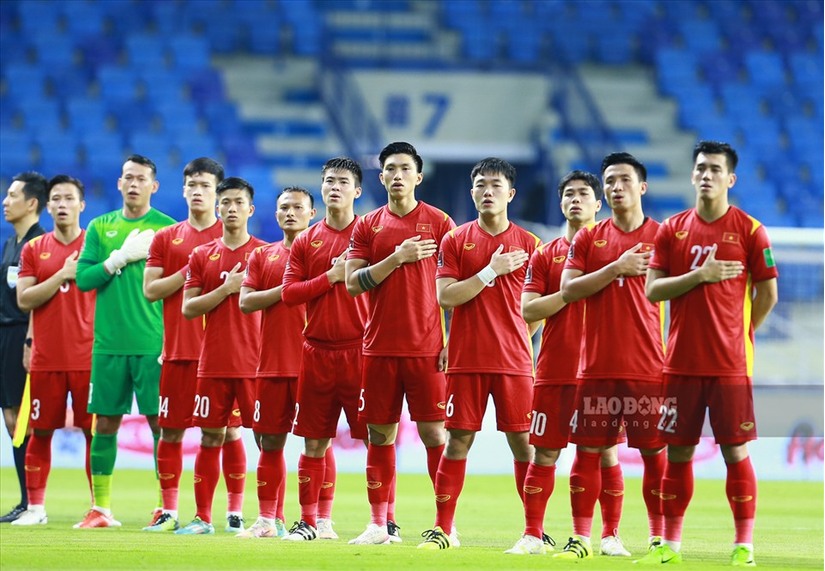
[17,251,80,311]
[182,261,243,319]
[521,290,565,322]
[345,235,437,296]
[143,265,186,302]
[239,284,282,313]
[646,244,745,302]
[436,245,530,309]
[282,247,345,306]
[750,278,778,331]
[561,243,650,303]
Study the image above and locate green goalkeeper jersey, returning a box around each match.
[77,208,175,355]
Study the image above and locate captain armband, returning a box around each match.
[357,268,379,291]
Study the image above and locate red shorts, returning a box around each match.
[360,355,446,424]
[253,376,298,435]
[570,378,665,449]
[193,377,255,429]
[293,342,367,440]
[445,373,533,432]
[29,371,92,430]
[158,360,198,429]
[660,374,756,446]
[529,383,577,449]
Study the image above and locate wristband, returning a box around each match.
[476,265,497,286]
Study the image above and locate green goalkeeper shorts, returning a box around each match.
[88,354,161,416]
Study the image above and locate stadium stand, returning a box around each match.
[0,0,821,235]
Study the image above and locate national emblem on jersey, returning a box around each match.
[723,232,739,244]
[416,223,431,233]
[640,242,654,252]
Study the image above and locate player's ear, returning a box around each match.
[355,186,362,199]
[151,180,160,194]
[508,187,516,202]
[728,172,737,190]
[595,199,603,213]
[79,200,86,213]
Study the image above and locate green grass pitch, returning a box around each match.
[1,467,822,569]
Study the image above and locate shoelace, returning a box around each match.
[561,537,588,557]
[542,533,556,547]
[420,529,449,548]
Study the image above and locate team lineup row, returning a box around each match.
[0,141,777,566]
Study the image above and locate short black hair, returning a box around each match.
[124,154,157,178]
[693,140,739,172]
[183,157,225,182]
[216,177,254,201]
[47,174,85,200]
[12,171,48,214]
[322,157,362,187]
[378,141,423,172]
[279,186,314,209]
[470,157,516,187]
[601,152,647,182]
[557,170,603,201]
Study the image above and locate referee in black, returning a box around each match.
[1,172,47,522]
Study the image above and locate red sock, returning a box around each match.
[434,457,466,534]
[256,449,280,519]
[426,443,445,489]
[297,454,325,528]
[726,457,757,544]
[642,450,666,537]
[25,432,52,506]
[366,444,395,526]
[387,471,396,523]
[276,448,286,521]
[569,449,601,538]
[156,440,183,512]
[661,459,694,543]
[599,463,624,538]
[514,459,529,503]
[84,433,92,505]
[222,437,246,514]
[523,462,555,539]
[194,445,221,523]
[318,447,336,520]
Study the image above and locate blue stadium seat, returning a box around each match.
[3,64,49,102]
[15,99,63,134]
[168,35,212,72]
[188,69,226,105]
[0,131,35,175]
[62,2,107,37]
[128,133,175,161]
[678,20,723,55]
[97,66,142,105]
[66,97,111,136]
[17,1,60,36]
[743,51,787,89]
[31,34,79,68]
[125,35,168,68]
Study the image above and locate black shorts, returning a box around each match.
[0,323,28,408]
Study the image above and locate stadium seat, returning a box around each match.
[743,51,787,89]
[125,35,168,68]
[168,35,212,72]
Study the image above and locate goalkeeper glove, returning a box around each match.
[104,228,155,274]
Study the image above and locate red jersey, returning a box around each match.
[282,218,367,347]
[242,241,305,376]
[146,219,222,361]
[185,236,266,378]
[564,217,664,381]
[437,221,540,374]
[347,201,455,357]
[650,206,778,377]
[19,231,94,371]
[523,236,583,385]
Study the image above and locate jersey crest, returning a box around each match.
[594,240,607,247]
